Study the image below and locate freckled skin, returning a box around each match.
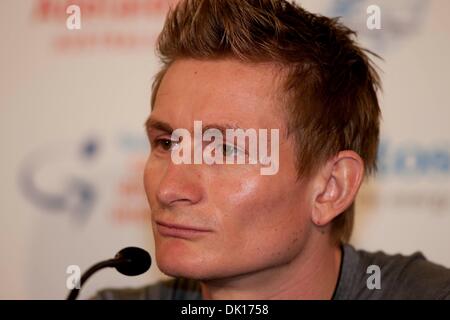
[144,59,316,281]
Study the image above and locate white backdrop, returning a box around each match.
[0,0,449,299]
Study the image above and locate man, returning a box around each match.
[96,0,450,299]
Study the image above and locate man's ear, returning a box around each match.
[311,151,364,227]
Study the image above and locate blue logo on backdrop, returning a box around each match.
[18,137,100,222]
[18,133,149,222]
[377,140,450,178]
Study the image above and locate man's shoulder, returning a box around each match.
[339,245,450,300]
[93,278,201,300]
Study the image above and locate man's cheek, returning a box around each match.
[143,172,154,201]
[144,158,164,196]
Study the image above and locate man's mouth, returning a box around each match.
[155,220,212,240]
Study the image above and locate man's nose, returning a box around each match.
[156,162,203,207]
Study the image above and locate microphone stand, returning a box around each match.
[66,247,151,300]
[67,258,128,300]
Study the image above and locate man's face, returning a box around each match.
[144,59,315,280]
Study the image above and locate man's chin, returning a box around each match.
[156,257,210,280]
[155,245,214,280]
[156,255,254,282]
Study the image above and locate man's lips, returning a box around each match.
[155,220,212,239]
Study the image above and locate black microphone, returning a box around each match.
[67,247,152,300]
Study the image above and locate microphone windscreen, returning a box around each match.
[114,247,152,276]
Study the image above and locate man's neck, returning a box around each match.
[200,239,343,300]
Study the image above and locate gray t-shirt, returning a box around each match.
[94,244,450,300]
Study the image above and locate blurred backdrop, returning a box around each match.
[0,0,449,299]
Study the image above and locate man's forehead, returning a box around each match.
[152,59,285,129]
[156,59,281,102]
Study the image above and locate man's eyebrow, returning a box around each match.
[203,123,243,134]
[144,117,173,135]
[144,117,244,136]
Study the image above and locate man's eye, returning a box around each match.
[155,139,174,151]
[222,144,239,157]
